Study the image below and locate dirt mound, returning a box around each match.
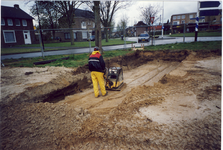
[0,49,221,150]
[0,102,90,150]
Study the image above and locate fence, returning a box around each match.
[1,23,222,57]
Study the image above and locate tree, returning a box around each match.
[86,1,132,42]
[140,4,161,34]
[30,1,83,45]
[55,1,83,45]
[30,1,61,40]
[109,20,115,38]
[117,15,128,37]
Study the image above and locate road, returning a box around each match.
[1,36,222,60]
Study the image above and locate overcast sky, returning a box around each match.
[1,0,222,27]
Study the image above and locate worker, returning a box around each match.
[88,46,108,98]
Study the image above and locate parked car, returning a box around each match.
[138,33,150,43]
[89,35,95,41]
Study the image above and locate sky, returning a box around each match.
[1,0,222,27]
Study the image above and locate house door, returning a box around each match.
[23,30,31,44]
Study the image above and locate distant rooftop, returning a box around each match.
[1,4,34,19]
[74,9,94,19]
[171,12,197,16]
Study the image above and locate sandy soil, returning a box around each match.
[0,49,221,150]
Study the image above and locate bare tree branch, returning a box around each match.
[140,4,161,25]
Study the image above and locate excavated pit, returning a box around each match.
[44,50,190,103]
[1,50,190,105]
[0,49,221,150]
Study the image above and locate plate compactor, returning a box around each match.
[104,67,124,91]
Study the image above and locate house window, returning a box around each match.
[82,31,88,39]
[1,18,5,26]
[3,30,16,43]
[7,19,13,26]
[173,21,179,25]
[81,22,86,29]
[173,16,176,20]
[15,19,20,26]
[64,33,76,39]
[64,33,70,39]
[189,15,194,19]
[177,16,181,19]
[22,20,27,26]
[181,20,185,24]
[182,15,185,19]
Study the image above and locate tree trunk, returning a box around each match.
[105,28,108,42]
[69,25,74,45]
[94,1,103,53]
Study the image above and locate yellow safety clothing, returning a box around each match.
[91,71,107,97]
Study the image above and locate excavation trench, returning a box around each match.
[0,49,221,150]
[44,50,189,104]
[44,50,190,104]
[1,50,190,106]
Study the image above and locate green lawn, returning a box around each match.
[169,31,222,37]
[1,39,134,55]
[2,41,221,68]
[145,41,222,51]
[2,49,134,68]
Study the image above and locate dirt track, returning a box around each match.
[0,49,221,150]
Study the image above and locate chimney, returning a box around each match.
[14,4,19,9]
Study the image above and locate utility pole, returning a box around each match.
[183,23,186,43]
[162,1,164,38]
[87,25,91,53]
[36,2,44,58]
[94,1,103,53]
[194,1,199,42]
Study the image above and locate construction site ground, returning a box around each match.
[0,49,221,150]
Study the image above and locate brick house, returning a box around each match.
[171,11,222,33]
[134,21,148,36]
[56,9,95,42]
[1,4,35,47]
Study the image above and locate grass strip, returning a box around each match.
[2,41,221,68]
[169,31,221,37]
[2,49,134,68]
[1,39,134,55]
[144,41,221,51]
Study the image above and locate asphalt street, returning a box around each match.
[1,36,222,60]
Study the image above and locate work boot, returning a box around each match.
[102,92,108,97]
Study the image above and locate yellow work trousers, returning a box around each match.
[91,71,107,97]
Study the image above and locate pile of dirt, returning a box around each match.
[0,102,90,150]
[0,49,221,150]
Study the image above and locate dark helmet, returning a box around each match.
[94,46,100,51]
